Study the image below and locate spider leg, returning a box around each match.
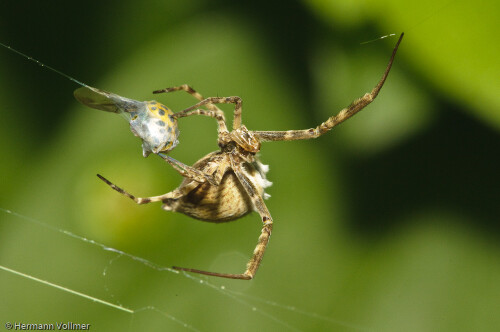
[153,85,229,133]
[173,160,273,280]
[97,174,184,204]
[157,154,219,186]
[172,108,228,134]
[96,155,226,205]
[153,84,221,112]
[153,84,205,101]
[173,96,243,131]
[253,33,404,142]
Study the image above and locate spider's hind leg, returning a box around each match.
[172,161,273,280]
[97,174,184,204]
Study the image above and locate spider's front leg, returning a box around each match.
[173,108,229,136]
[153,85,230,133]
[153,84,221,113]
[153,84,205,100]
[253,33,404,142]
[173,161,273,280]
[175,96,244,130]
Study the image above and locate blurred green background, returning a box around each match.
[1,1,499,331]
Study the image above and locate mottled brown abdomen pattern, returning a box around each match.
[162,151,269,222]
[169,171,253,222]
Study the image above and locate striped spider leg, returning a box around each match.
[99,33,403,280]
[253,33,404,142]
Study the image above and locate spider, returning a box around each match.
[96,33,404,280]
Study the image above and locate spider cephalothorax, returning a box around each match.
[97,33,404,280]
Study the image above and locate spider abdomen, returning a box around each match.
[166,171,253,222]
[162,152,271,223]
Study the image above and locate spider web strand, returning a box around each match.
[0,264,133,313]
[1,207,369,331]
